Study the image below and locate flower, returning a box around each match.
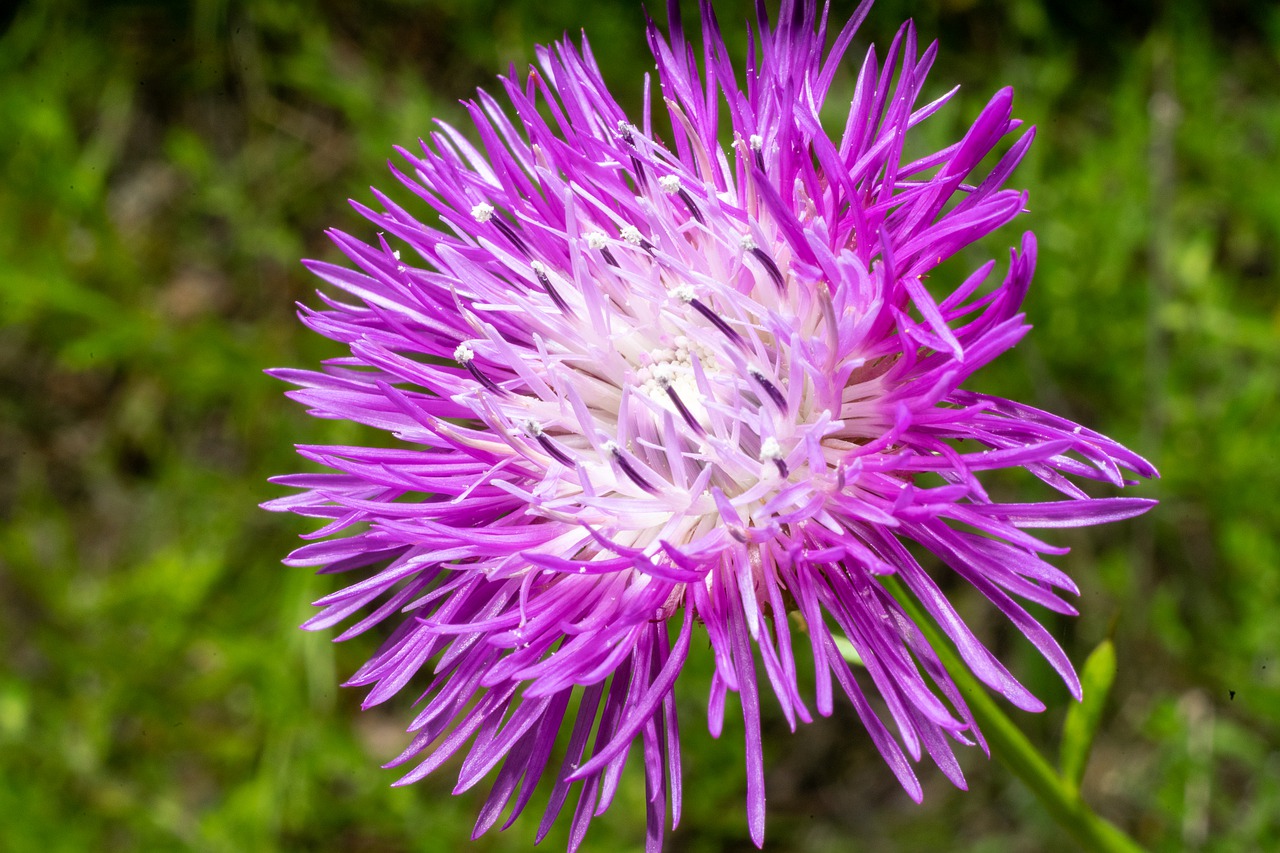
[265,0,1156,849]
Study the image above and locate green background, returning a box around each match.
[1,0,1277,850]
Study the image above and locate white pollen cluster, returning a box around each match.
[658,175,682,194]
[585,231,609,249]
[471,202,495,222]
[669,284,696,303]
[620,225,644,245]
[454,343,475,363]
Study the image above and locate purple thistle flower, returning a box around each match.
[265,1,1156,848]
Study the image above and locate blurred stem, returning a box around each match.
[881,576,1147,853]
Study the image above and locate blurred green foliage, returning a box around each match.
[1,0,1277,850]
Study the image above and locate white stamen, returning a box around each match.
[531,260,548,274]
[585,231,609,250]
[392,249,401,260]
[471,202,495,222]
[453,343,474,363]
[620,225,644,245]
[523,419,544,437]
[760,437,784,462]
[658,175,682,194]
[749,133,763,151]
[739,235,758,251]
[603,440,621,455]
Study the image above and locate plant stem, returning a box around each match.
[881,576,1147,853]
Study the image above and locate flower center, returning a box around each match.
[634,336,717,426]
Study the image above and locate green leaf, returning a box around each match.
[1059,638,1118,796]
[832,634,865,667]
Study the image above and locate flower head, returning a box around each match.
[265,1,1156,848]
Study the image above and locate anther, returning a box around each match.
[620,225,654,252]
[491,216,530,257]
[750,247,785,291]
[472,202,529,256]
[656,175,704,224]
[531,261,572,314]
[670,284,696,303]
[676,187,705,225]
[671,286,744,347]
[526,420,572,466]
[604,441,658,494]
[760,437,789,478]
[661,380,706,436]
[454,343,502,393]
[749,134,766,173]
[465,362,502,393]
[690,299,744,347]
[618,122,647,183]
[749,367,787,411]
[537,434,572,466]
[585,231,619,267]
